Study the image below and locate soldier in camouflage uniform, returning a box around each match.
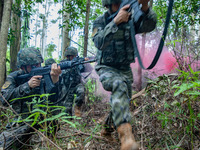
[45,58,56,66]
[92,0,157,149]
[59,46,85,117]
[0,47,61,149]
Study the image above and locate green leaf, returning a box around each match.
[174,83,193,96]
[10,94,41,102]
[186,91,200,95]
[164,102,170,109]
[38,113,66,124]
[61,119,76,128]
[198,114,200,118]
[32,109,47,115]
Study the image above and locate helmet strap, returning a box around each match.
[22,66,29,74]
[108,5,113,14]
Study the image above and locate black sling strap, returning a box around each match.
[130,0,174,69]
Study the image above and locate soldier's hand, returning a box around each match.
[50,63,62,84]
[84,57,89,61]
[28,75,42,89]
[114,4,131,25]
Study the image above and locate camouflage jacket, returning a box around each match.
[92,8,157,69]
[0,70,59,115]
[60,58,84,89]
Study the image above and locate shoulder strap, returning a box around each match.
[130,0,174,69]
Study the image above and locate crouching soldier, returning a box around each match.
[59,46,86,117]
[0,47,61,149]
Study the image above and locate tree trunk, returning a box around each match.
[40,0,51,58]
[0,0,12,88]
[0,0,3,29]
[58,18,61,58]
[40,0,47,58]
[21,10,30,48]
[61,0,70,59]
[83,0,91,57]
[35,3,39,47]
[137,34,146,91]
[174,18,179,39]
[150,0,153,7]
[10,0,21,72]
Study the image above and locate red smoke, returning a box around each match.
[162,51,177,72]
[88,31,199,98]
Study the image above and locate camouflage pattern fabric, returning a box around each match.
[58,59,85,115]
[0,124,34,150]
[17,47,43,68]
[59,83,85,115]
[0,70,59,118]
[92,8,157,128]
[73,83,85,107]
[0,76,59,148]
[96,65,133,127]
[0,47,60,149]
[64,47,78,57]
[45,58,56,66]
[92,10,157,66]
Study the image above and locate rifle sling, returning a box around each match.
[130,0,174,69]
[51,82,72,105]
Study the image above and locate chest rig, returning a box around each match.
[99,16,135,66]
[62,66,81,88]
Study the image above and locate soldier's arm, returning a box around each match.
[134,8,157,34]
[1,76,33,105]
[92,14,118,50]
[46,80,60,103]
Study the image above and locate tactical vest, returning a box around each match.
[61,66,81,89]
[3,70,45,116]
[98,14,135,66]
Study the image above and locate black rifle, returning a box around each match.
[17,58,96,92]
[107,0,144,23]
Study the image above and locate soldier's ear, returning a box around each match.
[92,28,98,37]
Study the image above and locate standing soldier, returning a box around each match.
[0,47,61,149]
[92,0,157,149]
[59,46,85,117]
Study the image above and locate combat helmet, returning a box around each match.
[102,0,122,7]
[64,46,78,57]
[45,58,56,66]
[17,47,43,68]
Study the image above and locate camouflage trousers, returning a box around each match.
[95,65,133,128]
[59,83,85,115]
[0,124,34,149]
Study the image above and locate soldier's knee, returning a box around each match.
[112,79,127,92]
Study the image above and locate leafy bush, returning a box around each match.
[133,67,200,149]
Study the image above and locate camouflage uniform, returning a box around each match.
[0,48,59,118]
[58,47,85,115]
[0,48,60,149]
[45,58,56,66]
[92,5,157,128]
